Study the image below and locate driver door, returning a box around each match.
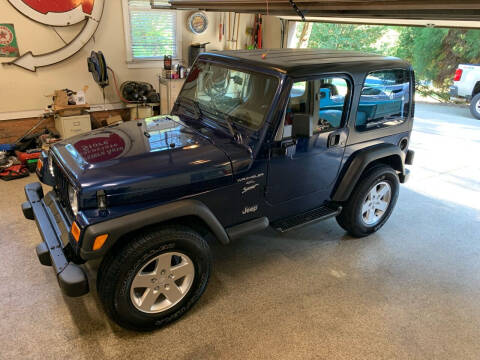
[265,76,350,216]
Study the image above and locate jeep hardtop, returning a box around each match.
[22,49,415,330]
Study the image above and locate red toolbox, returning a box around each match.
[15,150,41,164]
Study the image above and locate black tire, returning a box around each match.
[97,225,211,331]
[336,165,399,238]
[470,93,480,120]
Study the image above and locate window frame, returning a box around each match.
[277,73,353,140]
[121,0,183,68]
[355,68,411,132]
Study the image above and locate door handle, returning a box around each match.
[328,133,341,147]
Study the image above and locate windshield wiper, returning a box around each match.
[223,114,237,138]
[225,114,251,154]
[191,99,204,120]
[195,105,237,138]
[176,96,203,120]
[177,98,245,146]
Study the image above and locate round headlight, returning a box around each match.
[48,153,55,177]
[68,185,79,216]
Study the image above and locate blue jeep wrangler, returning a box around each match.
[22,49,415,331]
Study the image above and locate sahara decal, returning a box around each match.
[242,183,260,194]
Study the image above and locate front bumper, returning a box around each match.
[22,182,89,297]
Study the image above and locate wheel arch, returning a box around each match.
[472,81,480,98]
[80,199,230,261]
[332,143,405,202]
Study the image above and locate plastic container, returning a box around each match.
[0,144,15,152]
[27,159,38,173]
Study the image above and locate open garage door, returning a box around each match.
[167,0,480,28]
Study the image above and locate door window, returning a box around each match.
[356,69,411,131]
[280,77,349,139]
[282,81,308,138]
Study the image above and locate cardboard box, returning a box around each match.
[106,115,123,126]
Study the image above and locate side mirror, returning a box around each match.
[271,139,297,157]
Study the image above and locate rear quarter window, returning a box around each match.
[356,69,411,132]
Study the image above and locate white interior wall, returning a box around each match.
[0,1,281,119]
[0,2,222,114]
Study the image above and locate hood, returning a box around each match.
[52,115,238,207]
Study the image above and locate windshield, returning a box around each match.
[178,61,279,131]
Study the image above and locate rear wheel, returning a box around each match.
[470,93,480,120]
[97,225,211,331]
[336,165,399,237]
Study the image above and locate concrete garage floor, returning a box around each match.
[1,103,480,360]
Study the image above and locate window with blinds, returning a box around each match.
[125,0,179,61]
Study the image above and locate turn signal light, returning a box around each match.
[93,234,108,251]
[36,158,43,172]
[71,221,81,242]
[454,69,463,81]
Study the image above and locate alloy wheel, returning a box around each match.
[361,181,392,226]
[130,252,195,314]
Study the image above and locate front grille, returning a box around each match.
[52,159,74,219]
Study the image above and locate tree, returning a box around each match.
[307,23,389,53]
[395,28,447,84]
[394,27,480,88]
[305,22,480,95]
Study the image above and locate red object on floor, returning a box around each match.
[0,164,29,181]
[15,150,41,164]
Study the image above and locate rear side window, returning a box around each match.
[318,77,349,132]
[356,69,411,131]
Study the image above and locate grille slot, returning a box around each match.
[52,159,74,219]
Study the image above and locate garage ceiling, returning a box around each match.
[168,0,480,28]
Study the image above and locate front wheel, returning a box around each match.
[470,93,480,120]
[336,165,399,238]
[97,225,211,331]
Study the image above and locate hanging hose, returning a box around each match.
[261,0,270,59]
[107,66,135,104]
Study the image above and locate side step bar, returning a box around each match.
[226,217,269,241]
[271,205,342,233]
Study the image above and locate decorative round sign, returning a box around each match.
[7,0,94,26]
[6,0,105,71]
[0,26,14,45]
[188,12,208,35]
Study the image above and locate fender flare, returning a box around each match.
[332,143,405,202]
[80,199,229,260]
[472,80,480,98]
